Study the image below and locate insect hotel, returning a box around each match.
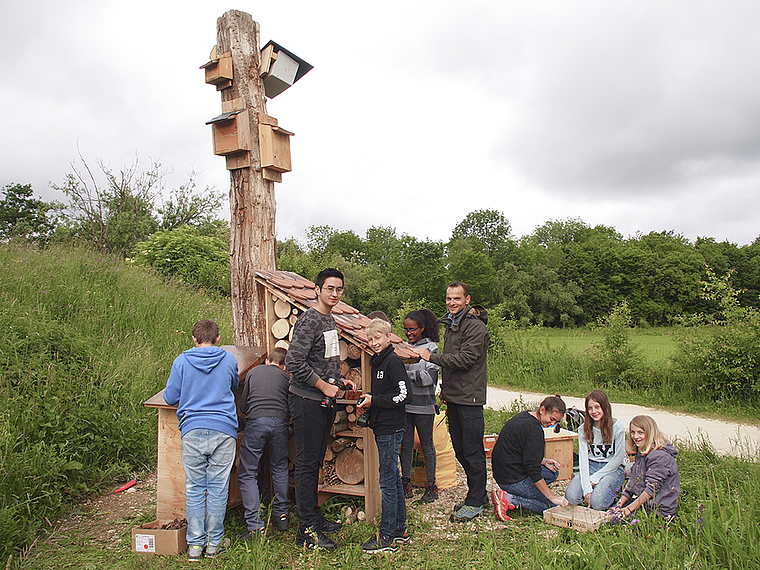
[254,269,419,519]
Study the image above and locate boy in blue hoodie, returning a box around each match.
[163,320,239,562]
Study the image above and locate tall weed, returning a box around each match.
[0,243,231,559]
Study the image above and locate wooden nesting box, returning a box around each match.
[543,427,579,481]
[143,346,266,520]
[201,51,233,90]
[207,108,250,156]
[258,113,293,173]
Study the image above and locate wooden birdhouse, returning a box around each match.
[258,113,293,174]
[260,41,313,99]
[206,99,250,157]
[200,48,233,91]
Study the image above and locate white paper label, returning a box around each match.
[135,533,156,552]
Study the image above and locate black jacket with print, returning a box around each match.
[368,344,410,435]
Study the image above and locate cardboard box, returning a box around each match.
[131,520,187,555]
[543,505,609,532]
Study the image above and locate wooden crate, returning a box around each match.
[144,346,266,520]
[544,505,608,532]
[543,427,578,480]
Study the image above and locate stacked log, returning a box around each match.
[268,295,299,349]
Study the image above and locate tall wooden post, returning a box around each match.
[216,11,276,347]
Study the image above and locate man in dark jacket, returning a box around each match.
[414,281,490,522]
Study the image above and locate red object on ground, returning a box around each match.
[114,478,137,493]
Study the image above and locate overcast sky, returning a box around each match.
[2,1,760,246]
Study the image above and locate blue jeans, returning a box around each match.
[238,417,290,531]
[566,461,625,510]
[181,429,236,547]
[500,465,559,514]
[375,429,407,539]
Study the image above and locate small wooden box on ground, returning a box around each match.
[543,427,578,480]
[131,520,187,555]
[544,505,609,532]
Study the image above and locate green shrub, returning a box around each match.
[674,268,760,402]
[131,226,231,295]
[590,300,652,389]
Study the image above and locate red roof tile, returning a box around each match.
[255,269,421,363]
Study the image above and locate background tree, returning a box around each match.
[52,154,222,257]
[0,183,54,245]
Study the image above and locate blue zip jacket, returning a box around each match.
[164,346,239,439]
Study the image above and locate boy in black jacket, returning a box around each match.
[356,318,410,553]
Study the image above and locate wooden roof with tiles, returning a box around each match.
[255,269,420,362]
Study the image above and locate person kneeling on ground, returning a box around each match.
[608,415,680,522]
[490,395,569,518]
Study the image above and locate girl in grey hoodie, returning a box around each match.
[612,415,680,520]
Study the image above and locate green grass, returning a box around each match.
[5,242,760,569]
[15,441,760,569]
[486,323,760,423]
[0,243,232,561]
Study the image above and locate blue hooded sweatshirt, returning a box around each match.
[163,346,239,439]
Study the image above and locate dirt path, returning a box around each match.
[487,386,760,458]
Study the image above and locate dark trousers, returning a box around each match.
[289,393,336,530]
[447,402,487,506]
[238,417,290,531]
[400,413,436,486]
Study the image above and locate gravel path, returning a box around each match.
[486,386,760,458]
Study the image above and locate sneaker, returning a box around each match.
[318,517,342,534]
[274,513,289,531]
[421,484,438,503]
[403,481,413,498]
[492,489,515,521]
[393,528,411,544]
[450,504,483,522]
[362,533,398,553]
[238,528,265,542]
[205,538,230,558]
[454,496,489,511]
[187,545,203,562]
[296,526,336,550]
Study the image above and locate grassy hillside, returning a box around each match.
[0,244,232,560]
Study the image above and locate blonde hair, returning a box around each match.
[365,318,392,337]
[627,415,667,456]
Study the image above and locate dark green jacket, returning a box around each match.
[430,305,489,406]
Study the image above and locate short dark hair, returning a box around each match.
[315,268,344,289]
[268,347,287,366]
[447,281,469,297]
[192,320,220,344]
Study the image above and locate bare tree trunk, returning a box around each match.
[216,10,276,346]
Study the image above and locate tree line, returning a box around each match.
[3,160,760,326]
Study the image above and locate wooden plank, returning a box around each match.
[262,168,282,183]
[543,427,578,480]
[156,408,185,519]
[361,349,380,521]
[259,44,276,76]
[225,152,251,170]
